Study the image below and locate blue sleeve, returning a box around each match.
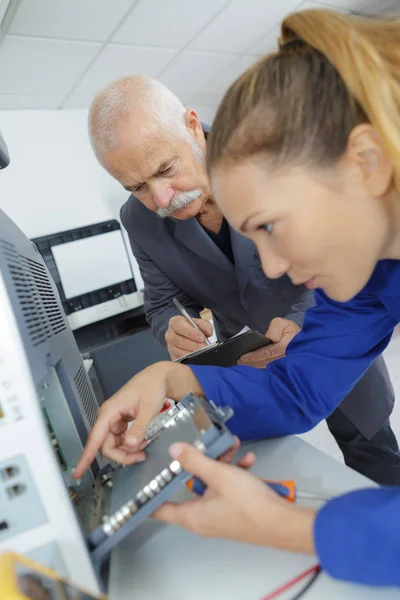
[190,290,396,440]
[314,487,400,586]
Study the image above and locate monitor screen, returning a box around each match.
[51,230,134,299]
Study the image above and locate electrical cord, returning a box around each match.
[290,566,321,600]
[260,564,321,600]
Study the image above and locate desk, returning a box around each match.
[109,435,399,599]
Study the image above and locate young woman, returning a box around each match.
[75,9,400,587]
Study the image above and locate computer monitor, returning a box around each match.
[0,207,104,595]
[32,220,144,332]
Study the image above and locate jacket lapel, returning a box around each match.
[230,226,256,296]
[172,218,233,272]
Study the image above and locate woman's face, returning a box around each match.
[212,159,391,302]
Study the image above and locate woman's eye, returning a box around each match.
[264,222,274,234]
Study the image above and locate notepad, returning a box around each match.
[175,329,271,368]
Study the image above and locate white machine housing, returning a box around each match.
[0,210,103,595]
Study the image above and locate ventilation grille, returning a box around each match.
[1,240,66,346]
[74,365,99,430]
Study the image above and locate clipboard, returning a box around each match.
[175,329,271,367]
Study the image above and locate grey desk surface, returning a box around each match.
[109,435,399,599]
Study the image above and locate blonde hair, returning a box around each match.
[207,9,400,189]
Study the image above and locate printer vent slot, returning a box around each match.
[0,240,66,346]
[74,365,98,430]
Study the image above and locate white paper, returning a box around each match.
[232,326,251,338]
[52,230,134,299]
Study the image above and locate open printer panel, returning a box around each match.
[86,395,234,564]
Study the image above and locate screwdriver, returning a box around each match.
[187,476,331,503]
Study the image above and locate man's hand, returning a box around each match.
[238,318,301,369]
[153,442,316,554]
[166,315,213,360]
[73,361,203,479]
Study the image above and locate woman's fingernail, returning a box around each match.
[169,443,183,459]
[134,456,146,463]
[125,435,139,448]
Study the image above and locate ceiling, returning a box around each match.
[0,0,397,120]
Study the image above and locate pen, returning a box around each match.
[173,297,211,346]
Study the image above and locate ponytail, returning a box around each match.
[207,9,400,190]
[281,10,400,187]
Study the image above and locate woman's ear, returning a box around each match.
[347,124,394,197]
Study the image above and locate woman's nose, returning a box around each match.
[260,251,290,280]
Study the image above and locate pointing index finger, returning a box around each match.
[73,416,113,479]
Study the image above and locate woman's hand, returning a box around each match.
[73,361,203,479]
[154,442,317,554]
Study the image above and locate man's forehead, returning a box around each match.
[125,116,175,153]
[131,137,177,177]
[106,132,178,182]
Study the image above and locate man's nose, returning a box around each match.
[260,251,290,280]
[151,182,175,209]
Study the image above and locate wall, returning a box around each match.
[0,109,143,288]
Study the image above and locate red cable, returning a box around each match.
[260,564,320,600]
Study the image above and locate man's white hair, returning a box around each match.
[88,75,192,159]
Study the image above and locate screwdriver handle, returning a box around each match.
[187,477,297,502]
[262,479,296,502]
[187,477,205,495]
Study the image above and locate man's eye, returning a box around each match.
[161,166,174,176]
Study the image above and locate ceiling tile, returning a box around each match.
[187,93,223,106]
[9,0,136,41]
[62,94,93,110]
[0,94,64,109]
[71,44,179,97]
[189,0,304,53]
[304,0,400,15]
[187,102,218,125]
[112,0,228,47]
[378,0,400,15]
[159,50,235,101]
[0,36,102,95]
[205,55,256,95]
[300,1,349,11]
[247,24,281,56]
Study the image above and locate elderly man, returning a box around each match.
[88,75,400,484]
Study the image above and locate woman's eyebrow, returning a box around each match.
[239,210,266,233]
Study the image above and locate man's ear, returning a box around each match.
[184,109,205,144]
[347,124,394,197]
